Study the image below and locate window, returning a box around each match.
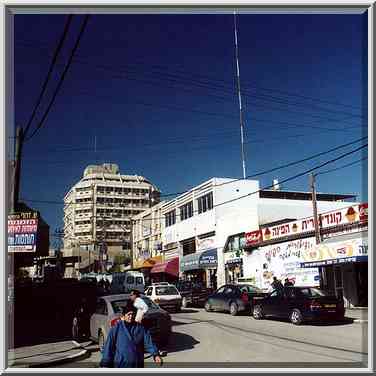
[216,286,226,294]
[165,210,176,227]
[197,192,213,214]
[95,299,107,315]
[224,233,246,253]
[146,287,153,296]
[136,277,143,284]
[180,201,193,221]
[156,286,179,295]
[224,287,234,295]
[126,276,135,284]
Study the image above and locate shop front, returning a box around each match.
[150,257,179,284]
[224,251,244,284]
[300,231,368,307]
[180,248,218,289]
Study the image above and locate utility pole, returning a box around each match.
[233,12,247,179]
[310,173,321,244]
[12,126,24,213]
[8,126,24,350]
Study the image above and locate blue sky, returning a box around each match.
[13,12,368,235]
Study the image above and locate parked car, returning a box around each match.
[88,294,171,350]
[204,284,267,316]
[252,286,345,325]
[174,281,213,308]
[145,284,182,312]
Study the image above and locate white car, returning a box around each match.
[145,284,182,312]
[89,294,171,350]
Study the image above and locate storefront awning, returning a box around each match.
[150,257,179,277]
[300,231,368,268]
[134,256,163,269]
[181,248,217,272]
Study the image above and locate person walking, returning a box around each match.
[130,289,149,323]
[270,276,284,295]
[100,299,163,368]
[284,278,294,287]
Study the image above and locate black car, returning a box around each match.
[204,284,267,316]
[253,286,345,325]
[174,281,213,308]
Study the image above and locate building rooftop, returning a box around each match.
[259,189,356,202]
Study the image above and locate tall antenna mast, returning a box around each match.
[233,11,247,179]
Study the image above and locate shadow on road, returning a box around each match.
[259,316,355,326]
[176,309,200,314]
[166,332,200,353]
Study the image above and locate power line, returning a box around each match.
[316,157,368,177]
[20,140,367,212]
[16,41,365,126]
[17,39,365,114]
[24,15,90,142]
[23,15,74,138]
[159,136,368,197]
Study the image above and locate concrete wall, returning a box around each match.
[258,198,357,225]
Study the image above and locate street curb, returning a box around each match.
[27,341,89,368]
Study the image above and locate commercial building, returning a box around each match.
[63,163,160,272]
[131,201,166,285]
[162,177,356,289]
[228,203,368,308]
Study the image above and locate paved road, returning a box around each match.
[56,308,368,368]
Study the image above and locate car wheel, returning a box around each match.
[230,302,239,316]
[182,297,188,308]
[72,317,79,339]
[204,301,212,312]
[98,330,105,352]
[253,305,264,320]
[290,309,303,325]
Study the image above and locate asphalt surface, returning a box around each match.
[55,308,368,368]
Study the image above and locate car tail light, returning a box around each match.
[110,317,120,327]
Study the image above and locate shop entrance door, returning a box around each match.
[334,266,344,301]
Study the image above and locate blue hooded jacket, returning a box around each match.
[100,320,159,368]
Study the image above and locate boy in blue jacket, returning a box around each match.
[100,299,163,368]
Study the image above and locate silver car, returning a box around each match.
[89,294,171,350]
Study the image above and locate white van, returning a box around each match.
[123,271,145,293]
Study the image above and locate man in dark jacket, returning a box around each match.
[271,276,284,295]
[100,299,163,368]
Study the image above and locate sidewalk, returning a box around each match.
[345,308,368,323]
[8,340,90,368]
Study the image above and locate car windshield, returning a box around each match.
[111,296,159,313]
[156,286,179,295]
[299,287,327,297]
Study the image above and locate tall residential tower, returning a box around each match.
[63,163,160,272]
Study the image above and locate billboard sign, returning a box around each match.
[300,235,368,268]
[260,204,367,244]
[8,212,38,253]
[259,237,320,289]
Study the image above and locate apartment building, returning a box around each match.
[63,163,160,271]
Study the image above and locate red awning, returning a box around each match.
[150,257,179,277]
